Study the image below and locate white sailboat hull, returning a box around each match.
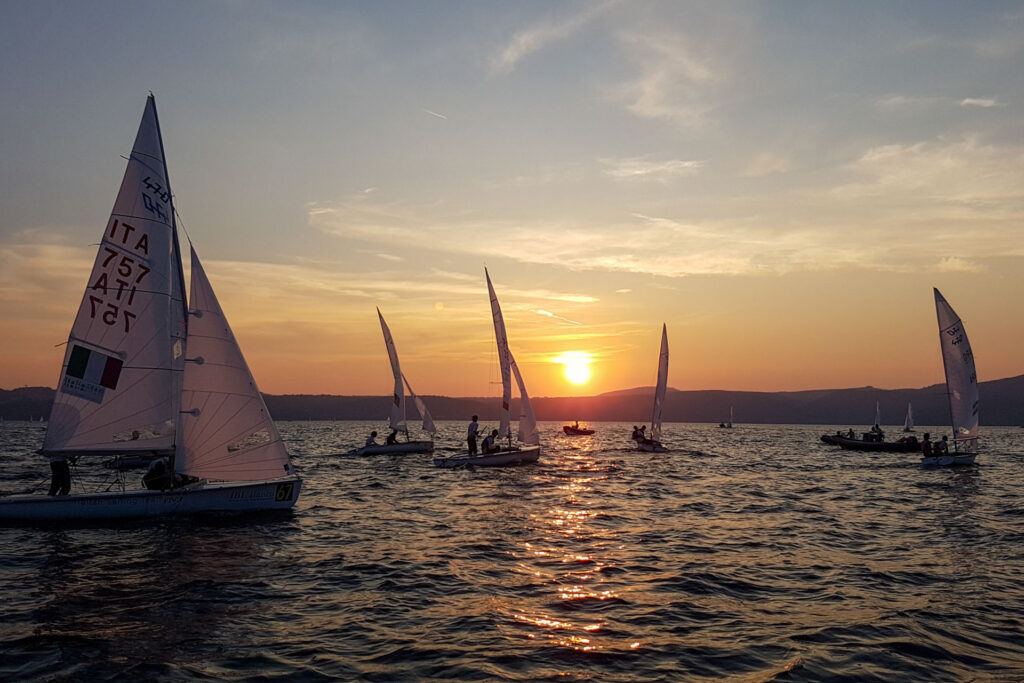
[921,453,976,467]
[352,441,434,456]
[637,441,669,453]
[0,477,301,522]
[434,446,541,468]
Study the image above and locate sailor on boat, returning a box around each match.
[481,429,499,454]
[47,454,71,497]
[467,415,479,454]
[935,435,949,455]
[365,431,379,447]
[386,429,398,445]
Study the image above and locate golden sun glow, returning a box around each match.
[552,351,593,385]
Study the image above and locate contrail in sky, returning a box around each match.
[534,309,581,325]
[422,108,448,120]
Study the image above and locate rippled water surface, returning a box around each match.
[1,420,1023,681]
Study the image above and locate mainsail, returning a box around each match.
[903,402,914,431]
[873,400,881,428]
[934,288,979,449]
[650,323,669,443]
[44,95,186,455]
[176,247,294,481]
[486,268,512,439]
[377,308,407,432]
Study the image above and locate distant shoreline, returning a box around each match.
[4,375,1022,425]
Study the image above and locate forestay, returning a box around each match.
[650,324,669,443]
[934,288,979,449]
[176,247,294,481]
[44,96,187,455]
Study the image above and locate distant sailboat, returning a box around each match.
[0,95,300,521]
[923,288,979,466]
[353,309,436,455]
[719,405,734,429]
[903,402,915,432]
[636,324,669,452]
[434,269,541,467]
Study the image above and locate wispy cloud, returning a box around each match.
[490,2,615,75]
[611,30,718,127]
[533,309,582,325]
[960,97,1002,108]
[602,156,704,182]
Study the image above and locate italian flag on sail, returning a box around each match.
[62,345,124,403]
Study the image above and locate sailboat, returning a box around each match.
[352,308,436,455]
[719,405,734,429]
[903,402,915,432]
[433,269,541,468]
[923,288,979,466]
[0,95,300,521]
[636,324,669,452]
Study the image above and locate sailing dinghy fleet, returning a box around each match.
[0,95,989,522]
[0,95,301,522]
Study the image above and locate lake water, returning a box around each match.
[1,420,1022,681]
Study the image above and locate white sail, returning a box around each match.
[377,308,407,432]
[510,353,540,446]
[486,268,512,439]
[44,95,187,455]
[402,373,436,435]
[904,402,914,431]
[650,323,669,443]
[934,288,979,449]
[874,400,881,428]
[176,247,294,481]
[729,405,734,427]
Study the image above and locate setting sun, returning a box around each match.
[553,352,593,385]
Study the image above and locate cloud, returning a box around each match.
[490,2,615,75]
[602,156,704,182]
[610,30,718,127]
[960,97,1002,108]
[936,257,984,273]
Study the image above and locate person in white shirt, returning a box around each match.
[467,416,479,454]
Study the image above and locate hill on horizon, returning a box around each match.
[4,374,1022,425]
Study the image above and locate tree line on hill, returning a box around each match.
[3,375,1022,426]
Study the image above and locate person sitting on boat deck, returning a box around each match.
[847,428,855,439]
[631,425,641,441]
[386,429,398,445]
[47,454,71,496]
[921,433,932,456]
[365,431,378,447]
[142,456,176,491]
[467,415,479,454]
[574,421,580,429]
[481,429,500,454]
[935,435,949,455]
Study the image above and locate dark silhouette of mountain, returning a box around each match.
[3,376,1022,425]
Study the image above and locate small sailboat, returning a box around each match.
[635,324,669,453]
[719,405,734,429]
[0,95,300,521]
[352,308,436,455]
[923,288,979,466]
[903,402,915,432]
[563,422,595,436]
[434,269,541,468]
